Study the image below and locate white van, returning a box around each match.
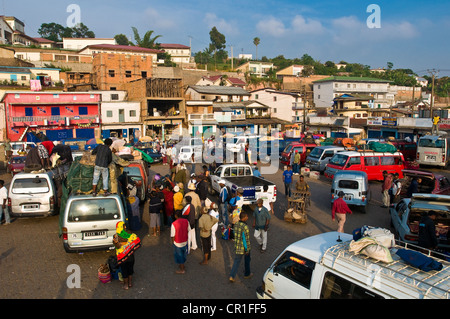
[61,194,126,253]
[256,232,450,299]
[8,172,57,217]
[305,145,345,173]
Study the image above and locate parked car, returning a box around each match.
[61,194,126,253]
[210,163,276,206]
[331,170,370,213]
[8,155,26,176]
[122,160,148,202]
[10,142,36,156]
[280,142,317,166]
[178,145,202,163]
[400,169,450,198]
[305,145,345,173]
[390,194,450,250]
[8,172,57,217]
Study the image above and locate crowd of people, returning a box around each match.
[139,151,276,283]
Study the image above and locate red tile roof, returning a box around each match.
[159,43,190,49]
[227,77,246,85]
[32,37,55,43]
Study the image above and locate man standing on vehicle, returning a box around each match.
[91,138,113,196]
[332,191,352,233]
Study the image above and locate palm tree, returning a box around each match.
[131,27,162,49]
[253,37,260,60]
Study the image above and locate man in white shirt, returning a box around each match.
[0,180,10,225]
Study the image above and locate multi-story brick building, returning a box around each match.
[92,52,154,91]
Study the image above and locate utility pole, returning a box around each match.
[428,69,438,118]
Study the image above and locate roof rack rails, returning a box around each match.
[320,239,450,299]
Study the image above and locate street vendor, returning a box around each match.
[295,175,310,194]
[113,221,141,290]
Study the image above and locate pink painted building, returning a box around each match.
[2,91,101,142]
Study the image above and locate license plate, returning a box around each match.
[23,204,39,210]
[426,155,436,160]
[344,195,352,200]
[83,230,107,239]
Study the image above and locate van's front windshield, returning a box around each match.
[309,148,324,159]
[329,154,349,167]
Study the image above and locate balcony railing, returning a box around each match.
[188,113,215,121]
[12,115,98,122]
[231,114,245,121]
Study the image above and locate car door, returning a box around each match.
[210,166,222,192]
[438,177,450,194]
[265,251,314,299]
[390,201,407,238]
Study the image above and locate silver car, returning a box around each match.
[8,172,57,217]
[61,194,126,253]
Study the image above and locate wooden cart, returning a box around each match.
[284,191,308,224]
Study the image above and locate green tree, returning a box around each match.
[71,23,95,38]
[38,22,95,42]
[208,27,228,65]
[131,27,162,49]
[114,34,131,46]
[253,37,260,60]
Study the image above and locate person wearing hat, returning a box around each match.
[206,199,220,251]
[253,198,271,253]
[229,188,244,235]
[173,185,184,211]
[199,205,218,265]
[182,195,197,253]
[184,182,202,218]
[331,191,352,233]
[184,182,202,245]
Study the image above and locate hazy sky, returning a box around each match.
[2,0,449,77]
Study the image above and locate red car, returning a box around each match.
[8,155,26,176]
[280,142,317,166]
[400,169,450,198]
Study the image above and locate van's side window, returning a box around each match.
[320,272,384,299]
[273,251,315,289]
[380,156,395,165]
[348,157,361,166]
[322,151,334,159]
[364,156,379,166]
